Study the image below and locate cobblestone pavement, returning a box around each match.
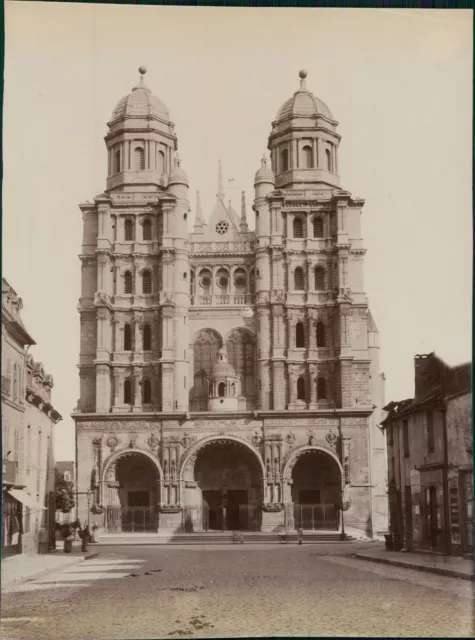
[1,544,474,639]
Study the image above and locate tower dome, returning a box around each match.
[268,70,341,190]
[105,66,178,193]
[111,66,170,122]
[274,70,333,123]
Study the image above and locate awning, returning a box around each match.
[7,489,47,511]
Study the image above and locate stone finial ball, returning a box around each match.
[138,65,147,75]
[299,69,308,79]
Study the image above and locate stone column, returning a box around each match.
[309,365,317,405]
[114,266,120,295]
[288,369,296,404]
[134,316,142,352]
[134,265,140,295]
[112,371,120,409]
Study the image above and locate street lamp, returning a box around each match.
[340,483,351,541]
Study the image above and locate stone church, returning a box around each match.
[74,67,387,536]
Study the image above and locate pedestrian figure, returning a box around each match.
[297,527,303,545]
[91,522,98,543]
[79,524,90,552]
[278,526,287,544]
[62,524,74,553]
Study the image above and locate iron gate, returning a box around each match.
[285,503,339,531]
[105,506,159,533]
[182,504,262,532]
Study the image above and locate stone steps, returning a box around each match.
[94,531,353,545]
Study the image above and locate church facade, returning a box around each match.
[73,67,387,536]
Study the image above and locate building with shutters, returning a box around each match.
[73,67,387,537]
[2,279,62,556]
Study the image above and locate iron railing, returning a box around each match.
[105,506,159,533]
[285,503,339,531]
[182,503,262,532]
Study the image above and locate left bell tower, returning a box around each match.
[75,66,189,417]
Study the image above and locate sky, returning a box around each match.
[3,4,472,461]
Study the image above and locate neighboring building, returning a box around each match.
[73,67,387,537]
[1,279,62,557]
[382,353,472,556]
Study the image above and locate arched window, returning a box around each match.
[218,382,226,397]
[296,322,305,348]
[316,322,325,347]
[124,324,132,351]
[297,377,306,401]
[143,324,152,351]
[302,145,313,169]
[143,379,152,404]
[325,148,332,172]
[294,267,304,291]
[124,219,133,241]
[124,379,132,404]
[142,218,152,241]
[231,383,236,396]
[280,148,289,172]
[293,217,304,238]
[124,271,133,294]
[193,329,223,410]
[314,266,325,291]
[113,150,121,174]
[142,270,152,295]
[317,377,327,400]
[157,150,165,174]
[134,146,145,171]
[313,217,323,238]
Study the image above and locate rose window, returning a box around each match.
[216,221,229,235]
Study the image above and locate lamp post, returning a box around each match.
[340,483,350,541]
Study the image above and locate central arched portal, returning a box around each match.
[287,449,341,531]
[183,439,264,532]
[103,452,160,533]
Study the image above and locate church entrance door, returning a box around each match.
[103,452,160,533]
[183,439,263,532]
[289,449,341,531]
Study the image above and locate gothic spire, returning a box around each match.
[217,159,225,201]
[240,190,248,232]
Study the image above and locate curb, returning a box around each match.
[353,553,474,582]
[2,552,99,587]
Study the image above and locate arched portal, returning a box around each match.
[190,328,223,410]
[284,447,342,531]
[182,438,264,533]
[102,450,161,533]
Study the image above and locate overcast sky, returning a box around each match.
[3,4,472,461]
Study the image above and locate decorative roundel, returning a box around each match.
[200,275,211,289]
[217,275,229,289]
[216,221,229,235]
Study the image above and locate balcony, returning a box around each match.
[190,294,255,307]
[2,459,18,485]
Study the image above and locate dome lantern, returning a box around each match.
[208,348,241,411]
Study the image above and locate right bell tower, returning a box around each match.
[253,69,387,536]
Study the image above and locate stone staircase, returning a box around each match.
[93,530,354,546]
